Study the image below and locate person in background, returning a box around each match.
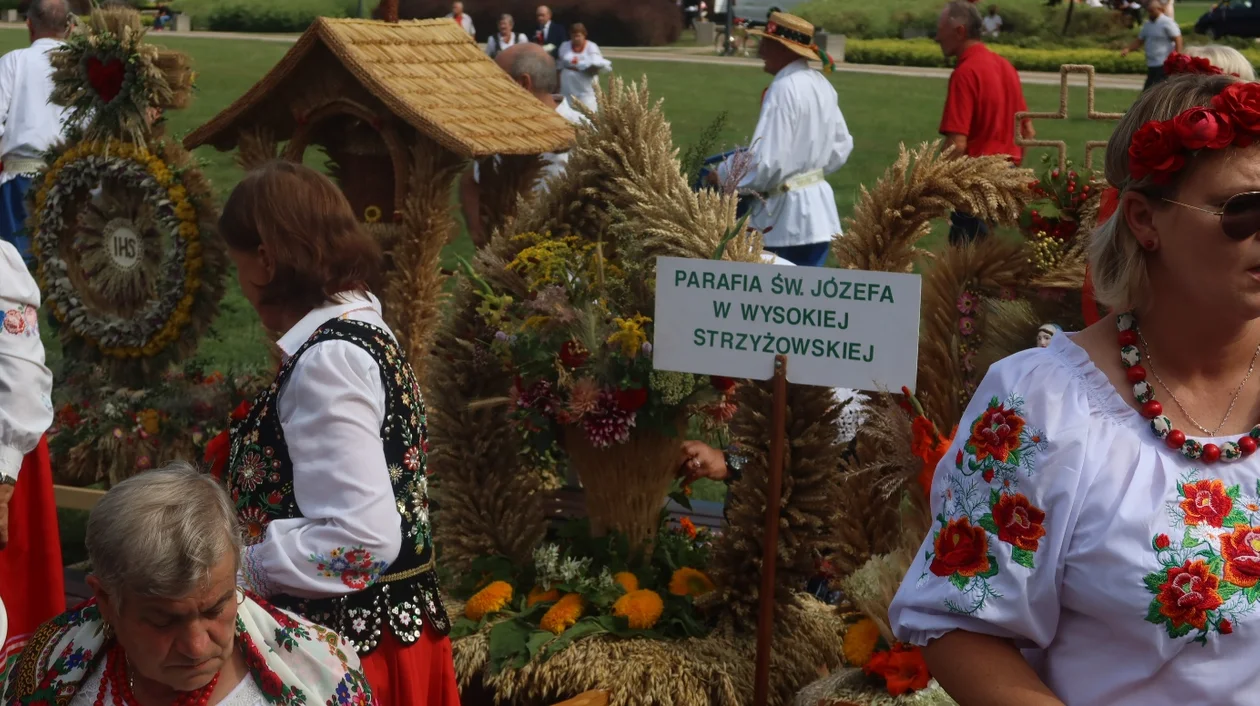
[1,465,374,704]
[711,12,852,267]
[1183,44,1256,80]
[152,3,174,29]
[460,43,585,246]
[446,0,474,37]
[1121,0,1182,90]
[0,0,69,266]
[558,23,612,112]
[222,163,458,704]
[486,13,528,57]
[936,0,1034,244]
[0,237,62,674]
[982,5,1003,37]
[534,4,567,59]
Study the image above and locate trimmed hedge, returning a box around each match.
[171,0,358,32]
[846,38,1260,75]
[389,0,683,46]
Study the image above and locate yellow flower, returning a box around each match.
[612,589,664,630]
[841,618,882,668]
[539,593,584,634]
[526,586,561,607]
[178,222,198,239]
[606,314,651,358]
[668,567,716,597]
[613,572,639,593]
[137,408,160,435]
[464,580,513,621]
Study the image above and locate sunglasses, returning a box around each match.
[1164,191,1260,241]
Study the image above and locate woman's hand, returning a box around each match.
[924,631,1065,706]
[678,441,728,483]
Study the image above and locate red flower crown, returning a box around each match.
[1128,82,1260,185]
[1163,52,1224,77]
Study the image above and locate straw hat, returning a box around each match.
[748,12,823,63]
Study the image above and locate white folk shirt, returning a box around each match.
[0,38,68,185]
[446,12,475,36]
[558,40,611,112]
[240,293,405,599]
[0,240,52,481]
[485,32,528,57]
[719,59,853,248]
[891,333,1260,705]
[474,97,587,193]
[71,668,267,706]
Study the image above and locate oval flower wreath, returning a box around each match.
[31,138,224,378]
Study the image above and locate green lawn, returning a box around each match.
[14,29,1136,372]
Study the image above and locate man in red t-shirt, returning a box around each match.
[936,0,1035,244]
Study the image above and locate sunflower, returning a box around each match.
[527,586,562,607]
[539,593,585,634]
[842,618,882,668]
[464,580,513,621]
[613,589,664,630]
[668,567,716,597]
[613,571,639,593]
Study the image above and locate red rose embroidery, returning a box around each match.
[1157,559,1223,630]
[1180,479,1233,527]
[967,404,1025,463]
[954,449,963,468]
[3,309,25,335]
[982,468,995,483]
[259,668,283,696]
[1172,107,1235,150]
[1221,619,1234,635]
[1212,82,1260,139]
[1155,533,1171,550]
[992,493,1047,551]
[1129,120,1186,184]
[929,517,990,578]
[1221,525,1260,588]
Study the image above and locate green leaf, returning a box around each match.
[989,395,1000,408]
[1219,583,1242,603]
[1144,599,1166,625]
[949,573,969,591]
[1221,511,1248,529]
[526,630,555,659]
[1209,556,1225,576]
[1245,584,1260,604]
[989,489,1001,508]
[487,619,533,674]
[980,555,1000,579]
[712,212,751,260]
[1183,527,1200,547]
[1143,570,1169,595]
[1166,621,1193,639]
[977,514,999,535]
[1011,547,1036,570]
[1228,484,1243,500]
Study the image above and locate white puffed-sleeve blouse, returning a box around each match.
[891,332,1260,705]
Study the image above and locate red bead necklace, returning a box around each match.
[1119,312,1260,463]
[93,645,221,706]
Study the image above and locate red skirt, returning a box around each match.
[0,437,65,664]
[360,623,460,705]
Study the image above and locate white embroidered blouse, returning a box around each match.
[0,240,52,481]
[239,293,404,599]
[890,332,1260,705]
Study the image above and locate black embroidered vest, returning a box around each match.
[226,318,450,655]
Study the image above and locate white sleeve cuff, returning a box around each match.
[0,444,23,481]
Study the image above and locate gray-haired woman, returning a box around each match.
[486,13,528,57]
[1,464,374,705]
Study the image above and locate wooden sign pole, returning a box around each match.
[752,354,788,706]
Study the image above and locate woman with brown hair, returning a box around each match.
[891,73,1260,704]
[221,161,458,704]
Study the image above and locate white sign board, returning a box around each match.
[652,257,922,392]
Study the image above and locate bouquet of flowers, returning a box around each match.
[1020,156,1096,243]
[453,517,716,671]
[48,364,267,487]
[470,232,735,459]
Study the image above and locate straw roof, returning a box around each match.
[183,18,574,158]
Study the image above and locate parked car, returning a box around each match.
[1196,0,1260,40]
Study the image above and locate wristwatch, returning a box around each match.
[723,445,747,484]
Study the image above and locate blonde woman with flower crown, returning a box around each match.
[890,73,1260,704]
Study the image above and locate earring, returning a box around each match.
[1142,241,1157,251]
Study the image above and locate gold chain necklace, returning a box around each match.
[1138,326,1260,436]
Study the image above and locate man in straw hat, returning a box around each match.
[0,0,70,266]
[709,11,852,268]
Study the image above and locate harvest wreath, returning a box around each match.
[31,137,224,380]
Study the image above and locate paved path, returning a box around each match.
[0,22,1143,91]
